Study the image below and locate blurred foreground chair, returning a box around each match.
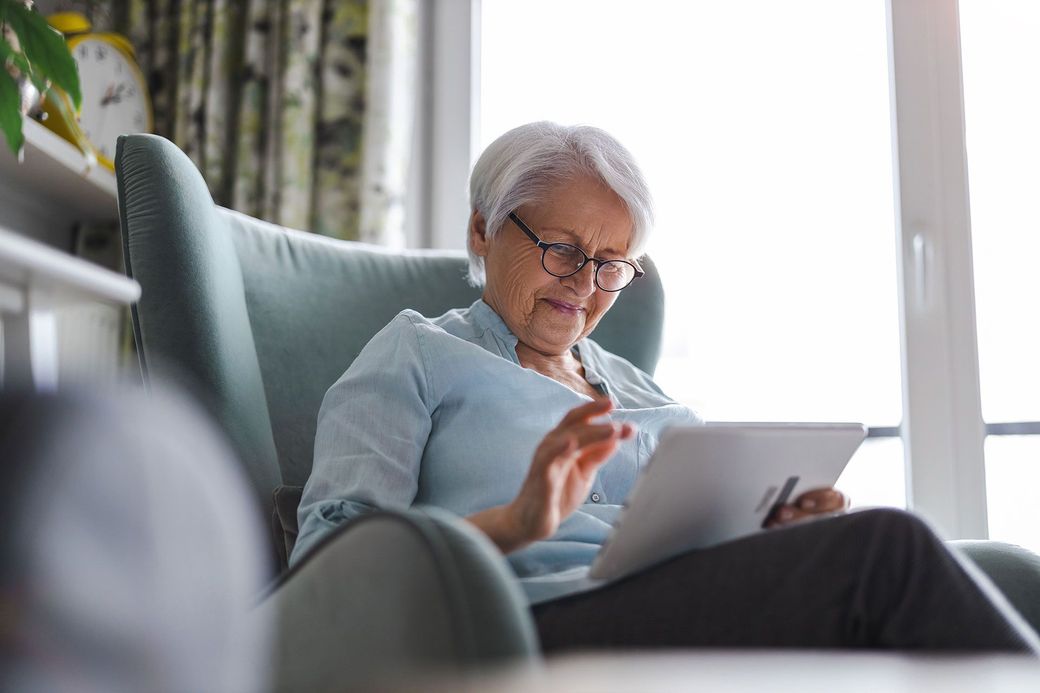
[0,389,271,693]
[113,134,1040,689]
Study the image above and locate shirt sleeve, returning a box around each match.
[291,312,433,565]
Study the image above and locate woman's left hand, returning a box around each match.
[764,487,850,529]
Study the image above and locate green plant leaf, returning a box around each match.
[2,2,81,109]
[1,34,32,75]
[0,70,25,155]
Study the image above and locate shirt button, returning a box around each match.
[590,492,602,503]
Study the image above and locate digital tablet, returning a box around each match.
[589,422,867,581]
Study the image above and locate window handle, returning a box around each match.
[913,232,929,311]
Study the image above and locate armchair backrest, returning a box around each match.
[116,134,666,521]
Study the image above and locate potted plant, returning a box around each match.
[0,0,81,160]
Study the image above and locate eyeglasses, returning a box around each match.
[507,211,644,292]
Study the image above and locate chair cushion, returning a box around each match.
[272,485,305,570]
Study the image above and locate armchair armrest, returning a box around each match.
[256,507,539,690]
[950,540,1040,636]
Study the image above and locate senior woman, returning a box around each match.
[292,122,1038,653]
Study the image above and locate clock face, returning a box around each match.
[72,38,151,162]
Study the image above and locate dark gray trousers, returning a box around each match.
[533,508,1040,653]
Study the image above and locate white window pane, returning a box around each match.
[481,0,901,430]
[985,436,1040,554]
[837,437,907,511]
[960,1,1040,423]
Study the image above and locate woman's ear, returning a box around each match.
[469,210,489,257]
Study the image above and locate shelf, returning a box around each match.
[0,226,139,308]
[0,118,118,223]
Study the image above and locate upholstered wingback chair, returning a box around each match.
[115,133,666,688]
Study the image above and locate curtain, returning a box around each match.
[89,0,415,244]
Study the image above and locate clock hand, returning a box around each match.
[101,83,127,106]
[101,84,126,106]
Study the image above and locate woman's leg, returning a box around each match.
[533,508,1039,653]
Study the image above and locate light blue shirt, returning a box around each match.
[292,299,701,604]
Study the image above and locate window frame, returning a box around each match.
[886,0,988,538]
[425,0,481,251]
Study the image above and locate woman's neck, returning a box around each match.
[515,342,601,399]
[515,342,579,374]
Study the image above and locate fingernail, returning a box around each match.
[779,508,794,520]
[802,499,816,510]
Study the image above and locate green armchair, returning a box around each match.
[115,133,665,688]
[115,134,1040,688]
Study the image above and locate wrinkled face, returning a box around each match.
[470,175,635,357]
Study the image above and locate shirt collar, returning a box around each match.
[468,298,519,349]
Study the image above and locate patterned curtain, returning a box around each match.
[84,0,415,244]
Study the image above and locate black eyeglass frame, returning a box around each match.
[507,211,645,292]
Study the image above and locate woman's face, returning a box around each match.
[470,175,635,357]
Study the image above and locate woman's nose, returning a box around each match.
[560,262,597,297]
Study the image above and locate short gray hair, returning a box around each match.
[466,122,654,286]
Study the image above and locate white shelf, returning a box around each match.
[0,226,139,308]
[0,118,118,224]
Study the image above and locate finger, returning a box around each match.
[553,432,578,458]
[795,488,847,514]
[573,437,622,471]
[542,423,620,457]
[535,420,630,476]
[571,422,638,462]
[567,422,626,448]
[538,436,579,482]
[536,433,578,469]
[764,504,811,528]
[558,398,614,426]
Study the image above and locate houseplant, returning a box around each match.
[0,0,81,159]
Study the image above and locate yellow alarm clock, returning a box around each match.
[41,12,153,171]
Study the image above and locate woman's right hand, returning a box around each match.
[467,398,635,554]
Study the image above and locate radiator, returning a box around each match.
[55,302,134,386]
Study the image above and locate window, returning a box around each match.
[480,0,904,510]
[448,0,1035,542]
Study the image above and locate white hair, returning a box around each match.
[466,122,654,286]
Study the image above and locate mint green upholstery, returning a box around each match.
[258,506,540,687]
[951,540,1040,634]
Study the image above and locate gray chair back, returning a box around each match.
[116,134,666,523]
